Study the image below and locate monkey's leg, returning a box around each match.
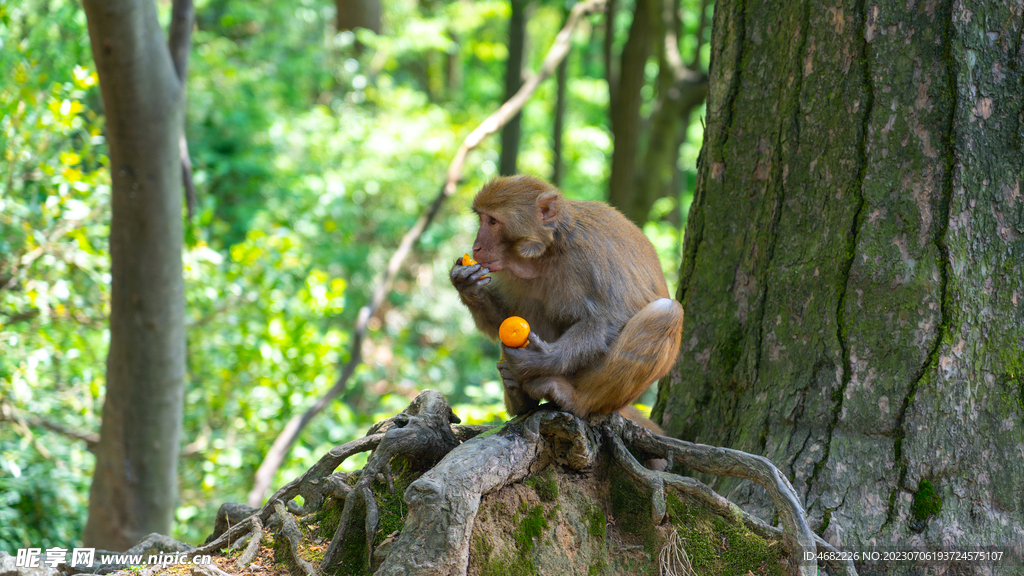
[528,298,684,416]
[520,374,582,415]
[499,361,541,416]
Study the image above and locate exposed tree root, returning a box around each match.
[273,500,316,576]
[233,516,263,571]
[71,390,860,576]
[374,412,545,575]
[58,533,193,574]
[657,529,696,576]
[608,415,857,576]
[320,389,463,571]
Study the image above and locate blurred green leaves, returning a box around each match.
[1,0,701,549]
[1,0,108,550]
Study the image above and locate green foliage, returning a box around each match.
[1,0,703,551]
[0,0,107,550]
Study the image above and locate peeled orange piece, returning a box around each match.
[462,252,477,266]
[499,316,530,348]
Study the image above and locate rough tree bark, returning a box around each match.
[81,0,190,550]
[656,0,1024,571]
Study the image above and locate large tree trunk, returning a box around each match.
[657,0,1024,564]
[82,0,188,550]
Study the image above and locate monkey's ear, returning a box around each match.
[515,236,549,259]
[536,192,561,226]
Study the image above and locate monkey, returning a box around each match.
[450,175,683,427]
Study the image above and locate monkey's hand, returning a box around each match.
[501,333,559,379]
[450,258,491,302]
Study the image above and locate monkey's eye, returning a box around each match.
[488,216,498,226]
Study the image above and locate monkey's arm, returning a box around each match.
[450,260,506,339]
[501,317,612,379]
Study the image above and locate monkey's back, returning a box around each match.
[546,199,669,325]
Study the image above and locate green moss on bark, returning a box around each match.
[666,493,783,576]
[514,503,549,554]
[586,504,607,539]
[609,474,659,555]
[911,479,942,521]
[524,468,559,502]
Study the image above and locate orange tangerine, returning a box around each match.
[462,252,477,266]
[499,316,530,348]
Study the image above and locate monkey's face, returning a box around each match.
[470,176,563,280]
[470,209,549,280]
[471,210,505,271]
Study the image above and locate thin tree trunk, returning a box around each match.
[606,0,652,222]
[499,0,528,176]
[551,30,569,187]
[603,0,618,108]
[658,0,1024,560]
[81,0,189,550]
[335,0,381,34]
[632,0,706,224]
[447,32,463,96]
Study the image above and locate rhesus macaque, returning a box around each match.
[450,175,683,424]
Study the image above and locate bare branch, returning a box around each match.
[246,0,607,507]
[0,308,40,325]
[445,0,606,194]
[180,135,196,220]
[0,400,99,450]
[168,0,194,84]
[168,0,196,220]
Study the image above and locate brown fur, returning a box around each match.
[450,175,683,427]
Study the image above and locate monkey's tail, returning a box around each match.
[617,405,669,471]
[617,405,664,435]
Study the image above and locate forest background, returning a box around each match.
[0,0,708,548]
